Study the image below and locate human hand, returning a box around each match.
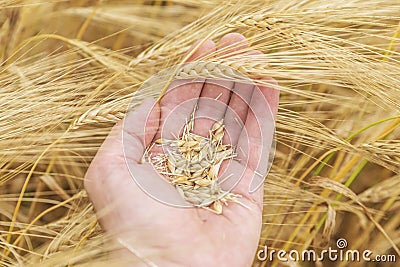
[85,33,279,266]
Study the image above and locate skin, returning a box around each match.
[85,33,279,267]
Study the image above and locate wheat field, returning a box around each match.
[0,0,399,266]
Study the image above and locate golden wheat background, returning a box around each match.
[0,0,399,266]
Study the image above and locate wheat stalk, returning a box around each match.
[1,0,400,266]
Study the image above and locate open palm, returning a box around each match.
[85,33,279,267]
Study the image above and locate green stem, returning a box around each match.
[313,115,399,176]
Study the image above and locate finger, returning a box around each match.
[215,33,249,59]
[222,82,254,146]
[236,80,279,192]
[154,40,216,141]
[192,79,233,137]
[223,50,263,146]
[258,77,279,120]
[237,78,279,167]
[193,34,249,137]
[185,39,216,62]
[155,79,204,141]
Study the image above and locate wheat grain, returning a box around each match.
[145,109,241,214]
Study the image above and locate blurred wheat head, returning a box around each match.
[0,0,399,266]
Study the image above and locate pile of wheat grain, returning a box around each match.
[147,114,240,214]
